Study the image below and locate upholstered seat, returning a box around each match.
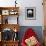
[21,28,41,46]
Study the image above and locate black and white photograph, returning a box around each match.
[25,7,36,20]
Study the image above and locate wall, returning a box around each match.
[0,0,44,26]
[18,0,44,26]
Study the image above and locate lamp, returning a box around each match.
[14,28,17,32]
[15,0,17,7]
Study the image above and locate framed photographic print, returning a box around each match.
[25,7,36,20]
[2,16,8,24]
[8,16,18,24]
[0,32,1,41]
[2,10,9,15]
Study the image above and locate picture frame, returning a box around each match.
[8,16,18,24]
[2,10,9,15]
[9,9,18,15]
[0,32,1,41]
[2,16,18,24]
[1,28,13,41]
[0,15,1,24]
[25,7,36,20]
[2,16,8,24]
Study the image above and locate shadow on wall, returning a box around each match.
[18,26,44,44]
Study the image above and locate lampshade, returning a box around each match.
[13,28,17,32]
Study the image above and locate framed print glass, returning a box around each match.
[2,16,8,24]
[0,32,1,41]
[25,7,36,20]
[2,10,9,15]
[8,16,18,24]
[1,28,13,41]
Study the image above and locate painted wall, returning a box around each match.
[0,0,44,26]
[18,0,44,26]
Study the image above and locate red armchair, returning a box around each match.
[21,28,41,46]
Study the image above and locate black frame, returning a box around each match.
[25,7,36,20]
